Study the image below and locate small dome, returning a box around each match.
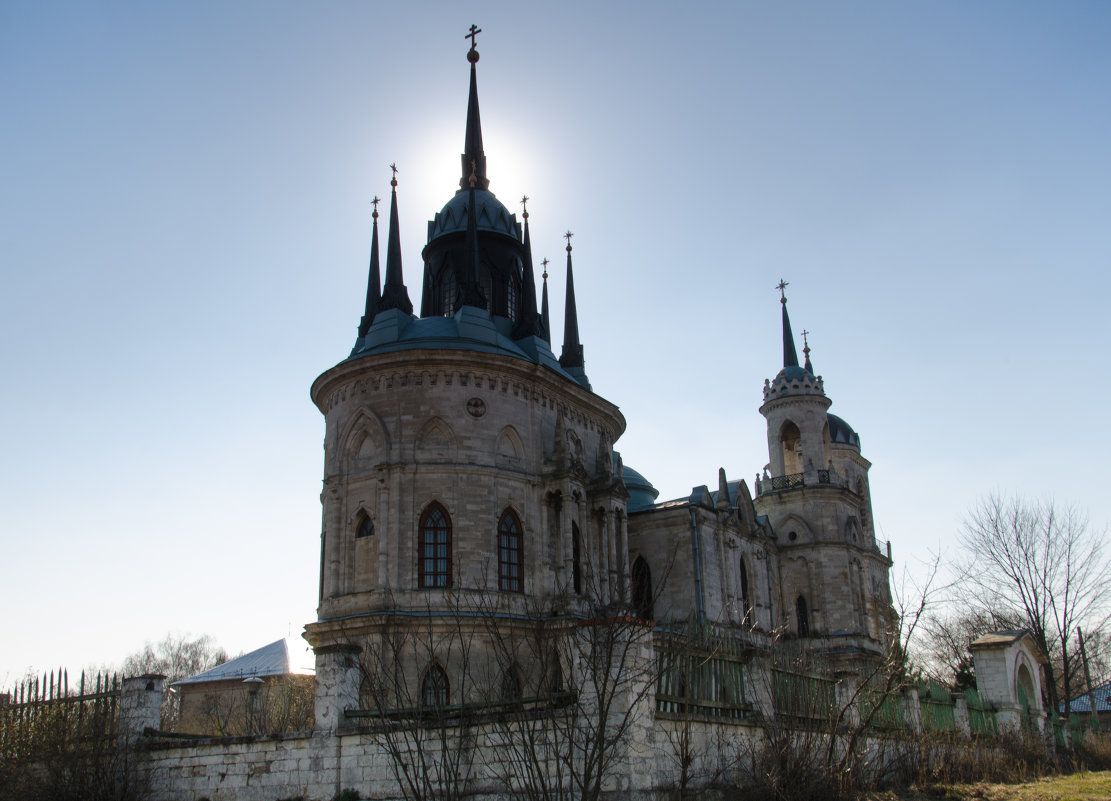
[617,462,659,512]
[827,412,861,448]
[774,365,812,384]
[427,189,521,242]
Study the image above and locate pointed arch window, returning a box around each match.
[632,556,654,621]
[740,555,753,627]
[356,511,374,539]
[796,595,810,637]
[571,521,582,595]
[419,503,452,588]
[498,508,523,592]
[421,664,449,709]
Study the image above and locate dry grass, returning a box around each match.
[862,771,1111,801]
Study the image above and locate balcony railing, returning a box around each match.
[757,467,841,496]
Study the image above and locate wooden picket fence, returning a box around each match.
[0,669,121,758]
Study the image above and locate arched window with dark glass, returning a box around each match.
[419,502,452,588]
[632,556,654,621]
[421,664,449,709]
[796,595,810,637]
[571,521,582,595]
[501,666,522,700]
[740,555,752,626]
[356,511,374,539]
[498,508,523,592]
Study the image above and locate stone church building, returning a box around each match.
[303,31,896,721]
[109,33,1061,801]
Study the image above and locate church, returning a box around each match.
[302,27,896,719]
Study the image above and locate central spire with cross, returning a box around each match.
[460,24,488,190]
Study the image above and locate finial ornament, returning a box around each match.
[371,195,380,219]
[802,329,810,349]
[776,278,789,303]
[466,24,482,62]
[389,163,398,188]
[541,257,549,280]
[564,230,574,251]
[520,195,529,219]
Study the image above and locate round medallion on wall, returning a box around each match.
[466,397,487,418]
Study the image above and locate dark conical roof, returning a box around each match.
[540,260,551,344]
[357,200,382,338]
[559,237,583,369]
[378,173,413,315]
[781,297,799,368]
[513,202,543,338]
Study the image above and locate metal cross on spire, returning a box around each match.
[776,278,789,302]
[389,163,398,187]
[541,257,549,279]
[466,24,482,49]
[520,195,529,218]
[371,195,380,218]
[564,230,574,250]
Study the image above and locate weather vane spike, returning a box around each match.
[520,195,529,218]
[466,24,482,62]
[564,230,574,250]
[372,195,380,218]
[541,257,549,279]
[389,163,398,187]
[776,278,789,302]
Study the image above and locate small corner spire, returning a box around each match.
[802,329,814,374]
[514,195,543,338]
[776,279,799,368]
[357,196,382,338]
[540,257,551,343]
[378,165,414,315]
[460,24,489,192]
[559,231,584,370]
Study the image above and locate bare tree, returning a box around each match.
[958,494,1111,716]
[123,633,229,727]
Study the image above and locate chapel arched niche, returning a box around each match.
[338,407,390,475]
[495,425,524,467]
[415,417,458,462]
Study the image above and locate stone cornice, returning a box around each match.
[311,350,625,443]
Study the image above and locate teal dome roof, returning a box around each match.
[619,462,659,512]
[427,189,521,242]
[827,412,861,448]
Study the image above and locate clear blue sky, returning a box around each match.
[2,1,1109,683]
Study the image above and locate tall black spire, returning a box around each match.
[776,279,799,368]
[459,25,489,192]
[514,196,543,338]
[540,257,551,343]
[378,165,413,315]
[559,232,584,369]
[357,196,382,338]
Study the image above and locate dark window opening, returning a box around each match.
[421,664,449,709]
[419,503,452,588]
[498,508,523,592]
[632,556,654,621]
[796,595,810,637]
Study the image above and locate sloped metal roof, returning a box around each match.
[171,639,314,686]
[1062,680,1111,715]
